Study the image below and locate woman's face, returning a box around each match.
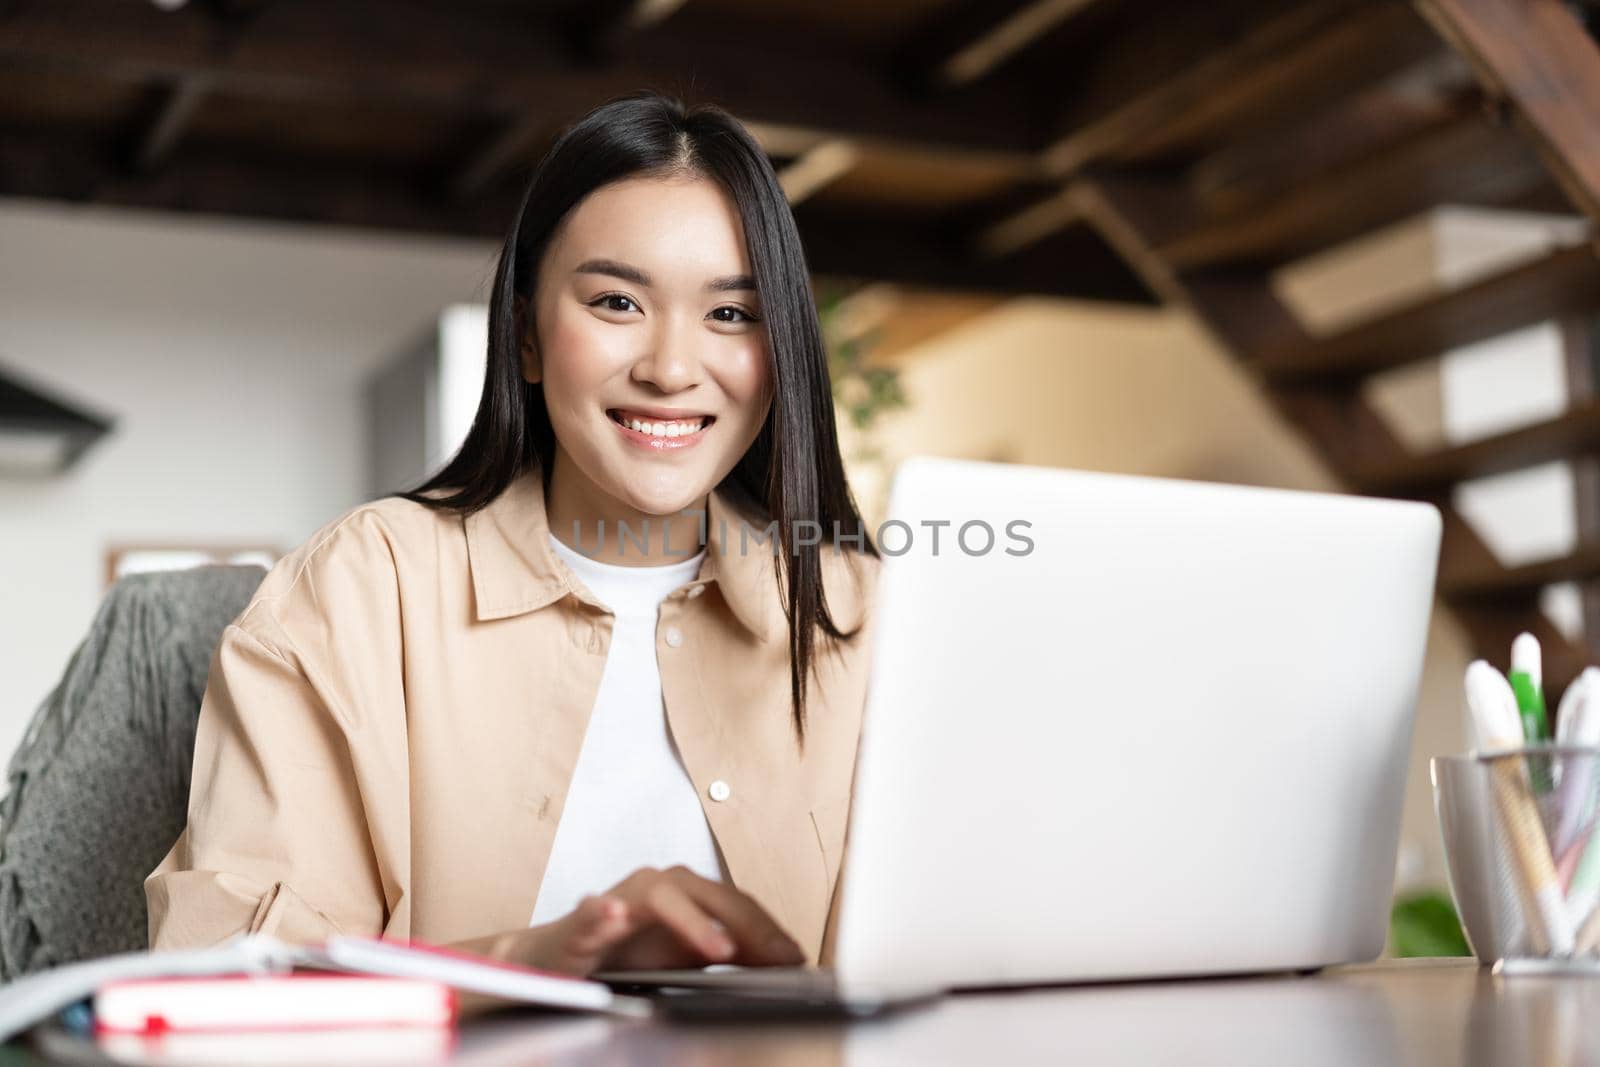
[526,174,774,520]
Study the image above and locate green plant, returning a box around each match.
[1389,889,1471,957]
[817,291,907,434]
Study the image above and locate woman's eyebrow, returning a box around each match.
[574,258,756,293]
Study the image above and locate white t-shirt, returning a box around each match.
[529,532,726,926]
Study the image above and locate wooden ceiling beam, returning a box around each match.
[1188,56,1478,216]
[892,0,1098,93]
[0,131,520,234]
[0,130,1144,301]
[0,0,1041,156]
[793,202,1153,302]
[972,185,1091,261]
[776,141,861,206]
[1118,2,1452,165]
[448,115,552,201]
[1153,114,1550,270]
[1039,0,1398,177]
[128,75,212,174]
[560,0,692,64]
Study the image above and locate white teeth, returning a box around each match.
[618,414,704,437]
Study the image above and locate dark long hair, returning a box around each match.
[397,90,876,737]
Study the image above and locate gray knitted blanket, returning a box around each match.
[0,564,265,980]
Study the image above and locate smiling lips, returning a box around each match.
[607,408,715,450]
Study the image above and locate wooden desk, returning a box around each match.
[25,959,1600,1065]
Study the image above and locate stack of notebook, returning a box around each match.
[0,934,650,1052]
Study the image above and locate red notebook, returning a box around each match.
[93,974,456,1035]
[0,933,649,1047]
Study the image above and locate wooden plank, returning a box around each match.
[972,185,1091,260]
[0,131,521,234]
[1351,403,1600,497]
[1041,0,1373,176]
[1442,543,1600,599]
[448,114,553,200]
[1155,114,1548,269]
[1121,2,1452,165]
[1258,243,1600,383]
[1561,316,1600,659]
[794,201,1156,303]
[891,0,1100,92]
[127,75,211,173]
[0,0,1042,156]
[1416,0,1600,221]
[1188,61,1477,216]
[0,129,1154,301]
[560,0,691,64]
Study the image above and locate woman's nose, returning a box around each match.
[631,317,704,392]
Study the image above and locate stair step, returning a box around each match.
[1352,404,1600,497]
[1258,243,1600,383]
[1152,115,1548,270]
[1442,543,1600,599]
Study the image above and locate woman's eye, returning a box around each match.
[590,294,639,314]
[710,306,759,324]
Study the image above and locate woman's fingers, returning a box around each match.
[544,894,633,973]
[663,867,805,965]
[565,895,630,953]
[580,867,807,969]
[631,878,738,962]
[507,871,805,978]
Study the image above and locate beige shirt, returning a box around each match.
[145,466,878,963]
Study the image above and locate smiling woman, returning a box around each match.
[405,93,872,720]
[145,91,883,980]
[524,177,774,544]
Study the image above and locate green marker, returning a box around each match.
[1510,632,1550,742]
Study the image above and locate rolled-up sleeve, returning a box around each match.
[146,514,411,951]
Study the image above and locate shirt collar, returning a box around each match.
[464,465,814,644]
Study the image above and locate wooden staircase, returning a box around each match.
[1034,0,1600,699]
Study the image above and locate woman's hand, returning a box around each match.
[476,866,806,976]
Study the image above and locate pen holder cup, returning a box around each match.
[1434,747,1600,964]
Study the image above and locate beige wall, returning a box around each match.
[841,297,1474,893]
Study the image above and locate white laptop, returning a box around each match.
[602,457,1442,1007]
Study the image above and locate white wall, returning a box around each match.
[0,200,497,761]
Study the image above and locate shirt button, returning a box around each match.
[685,583,705,599]
[664,627,683,648]
[708,779,731,802]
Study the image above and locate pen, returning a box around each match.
[1552,668,1600,857]
[1577,908,1600,956]
[1554,668,1600,938]
[1465,659,1575,956]
[1510,632,1550,743]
